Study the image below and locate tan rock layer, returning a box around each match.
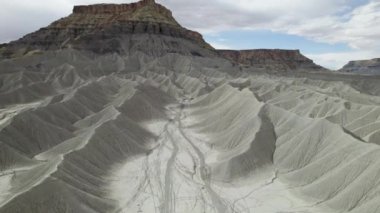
[73,0,164,15]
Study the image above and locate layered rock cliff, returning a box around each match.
[340,58,380,74]
[0,0,214,58]
[0,0,327,73]
[218,49,325,71]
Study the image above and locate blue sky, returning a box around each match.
[0,0,379,69]
[204,30,351,54]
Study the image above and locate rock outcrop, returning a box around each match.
[339,58,380,74]
[0,0,214,58]
[218,49,325,71]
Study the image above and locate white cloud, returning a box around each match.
[164,0,380,53]
[158,0,352,33]
[284,1,380,50]
[219,0,348,18]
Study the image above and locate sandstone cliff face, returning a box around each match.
[340,58,380,74]
[218,49,325,71]
[1,0,214,58]
[73,0,166,15]
[61,0,179,28]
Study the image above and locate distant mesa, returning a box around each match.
[217,49,325,71]
[339,58,380,74]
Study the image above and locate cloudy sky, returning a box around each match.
[1,0,379,69]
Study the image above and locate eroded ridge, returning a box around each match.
[1,50,380,213]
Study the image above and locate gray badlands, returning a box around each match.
[1,0,380,213]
